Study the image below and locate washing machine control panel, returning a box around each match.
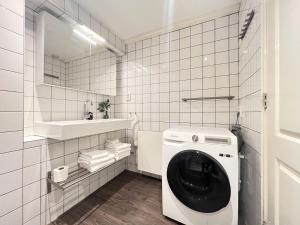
[219,153,234,158]
[192,135,199,142]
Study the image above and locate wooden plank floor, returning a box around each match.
[51,171,180,225]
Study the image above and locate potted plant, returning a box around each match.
[97,99,111,119]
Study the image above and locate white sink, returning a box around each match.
[34,119,131,140]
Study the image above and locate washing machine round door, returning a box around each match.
[167,150,231,213]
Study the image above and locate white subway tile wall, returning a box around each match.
[44,55,66,87]
[1,1,129,225]
[24,1,36,137]
[43,50,117,96]
[239,0,262,224]
[65,50,117,96]
[0,0,264,224]
[115,12,239,171]
[26,131,127,225]
[0,1,25,225]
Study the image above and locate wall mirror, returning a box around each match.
[36,11,117,96]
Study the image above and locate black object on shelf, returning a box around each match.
[86,112,93,120]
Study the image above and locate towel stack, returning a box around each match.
[78,150,115,173]
[77,140,131,173]
[105,139,131,161]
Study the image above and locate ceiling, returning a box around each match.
[79,0,241,40]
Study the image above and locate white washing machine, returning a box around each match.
[162,127,238,225]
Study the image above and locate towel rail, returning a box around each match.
[44,73,60,79]
[182,96,235,102]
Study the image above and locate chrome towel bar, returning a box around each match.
[182,96,235,102]
[44,73,59,79]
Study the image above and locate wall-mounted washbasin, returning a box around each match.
[34,119,131,140]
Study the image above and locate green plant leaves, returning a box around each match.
[97,99,111,112]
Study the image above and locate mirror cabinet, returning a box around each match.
[35,11,120,96]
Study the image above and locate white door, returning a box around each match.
[265,0,300,224]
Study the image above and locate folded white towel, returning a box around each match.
[115,151,131,161]
[107,146,131,152]
[79,151,112,162]
[79,150,110,160]
[105,143,131,150]
[112,147,131,156]
[78,153,115,166]
[107,147,131,160]
[105,142,122,148]
[105,139,120,145]
[80,158,115,173]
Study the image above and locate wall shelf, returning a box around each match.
[47,157,128,193]
[47,161,116,193]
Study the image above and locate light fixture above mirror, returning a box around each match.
[73,29,97,46]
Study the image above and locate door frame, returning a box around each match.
[254,0,269,223]
[262,0,270,223]
[261,0,269,222]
